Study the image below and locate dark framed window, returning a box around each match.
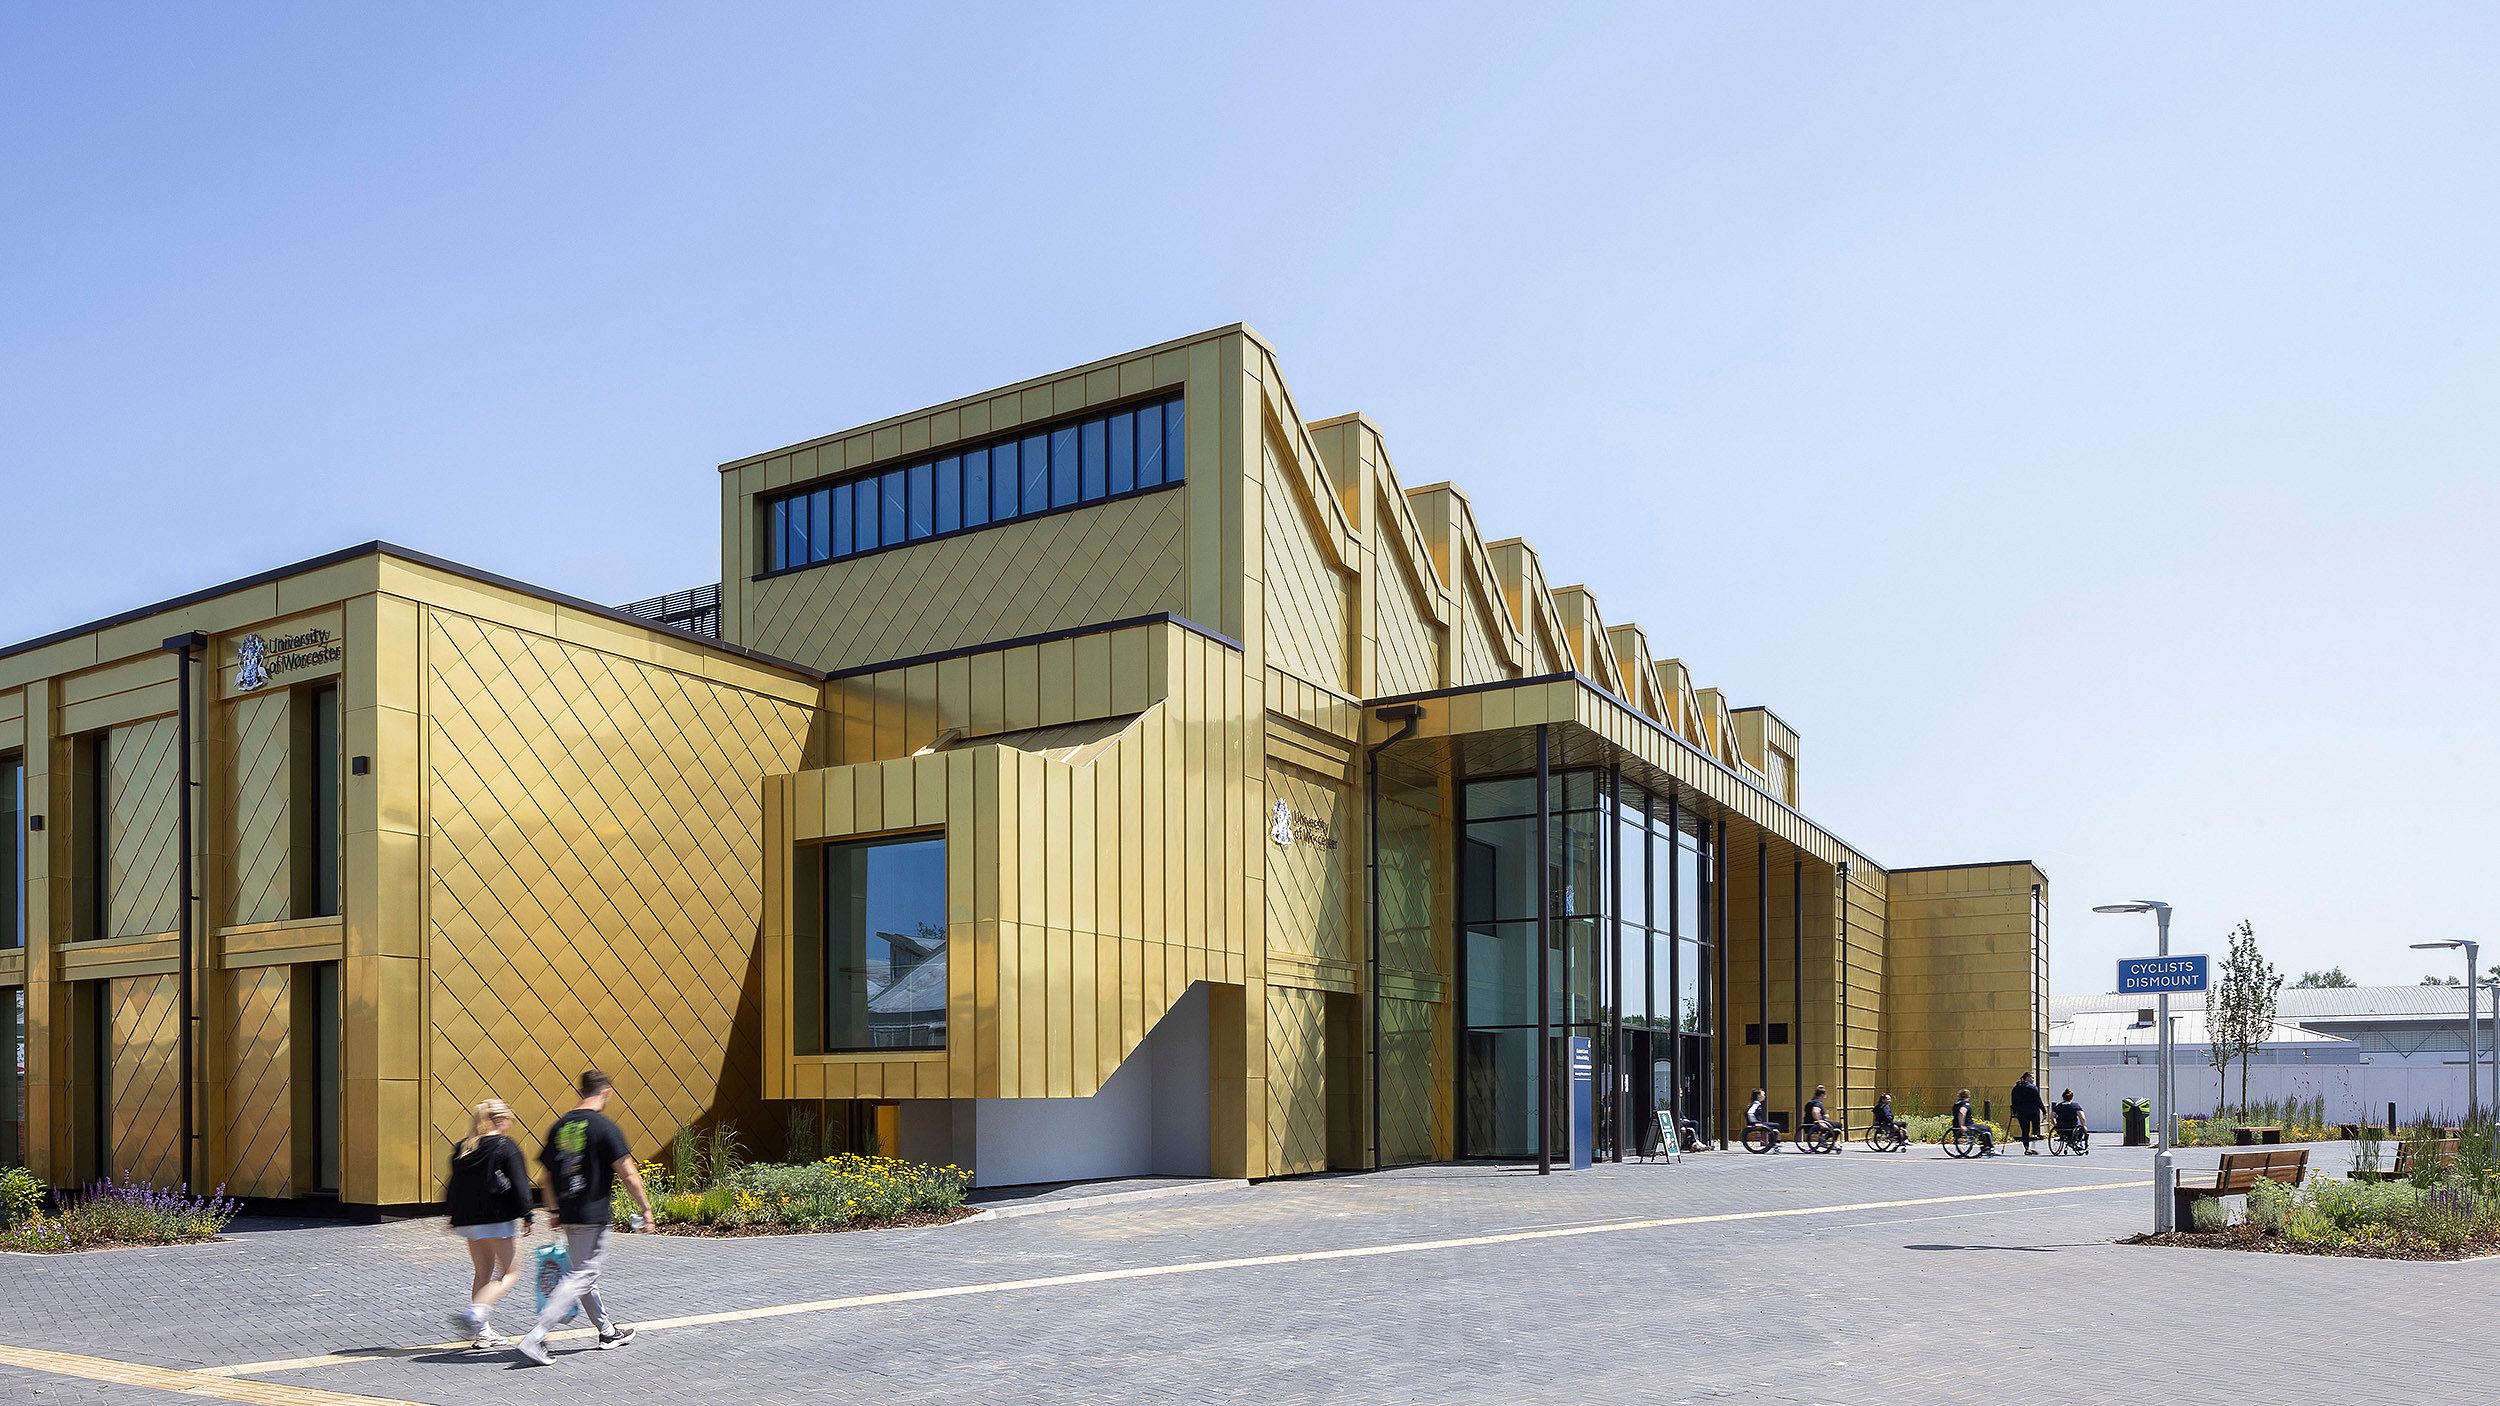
[2,753,21,951]
[799,834,948,1053]
[758,392,1188,573]
[292,685,340,919]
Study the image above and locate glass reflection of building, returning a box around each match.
[1460,768,1714,1161]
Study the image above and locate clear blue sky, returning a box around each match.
[6,5,2494,990]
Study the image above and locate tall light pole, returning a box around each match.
[2097,900,2175,1232]
[2411,940,2480,1124]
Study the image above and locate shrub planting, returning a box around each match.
[619,1126,969,1236]
[0,1171,239,1253]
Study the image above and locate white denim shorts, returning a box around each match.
[455,1219,523,1241]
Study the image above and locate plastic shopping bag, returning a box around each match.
[531,1241,581,1325]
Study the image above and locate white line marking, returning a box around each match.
[197,1178,2148,1378]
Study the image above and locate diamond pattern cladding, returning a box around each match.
[423,610,814,1186]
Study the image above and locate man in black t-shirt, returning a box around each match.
[515,1071,655,1366]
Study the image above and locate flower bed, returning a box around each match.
[627,1153,971,1235]
[0,1170,240,1254]
[2130,1136,2500,1261]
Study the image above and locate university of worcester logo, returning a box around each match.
[234,635,269,692]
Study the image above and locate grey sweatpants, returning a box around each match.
[531,1225,614,1336]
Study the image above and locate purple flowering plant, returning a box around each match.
[0,1168,240,1253]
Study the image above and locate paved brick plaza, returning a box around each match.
[1,1142,2488,1405]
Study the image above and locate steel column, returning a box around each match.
[1534,723,1551,1176]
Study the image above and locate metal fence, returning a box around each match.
[615,582,721,639]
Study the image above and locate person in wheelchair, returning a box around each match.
[1803,1085,1837,1142]
[1952,1088,1997,1156]
[1872,1091,1905,1139]
[2051,1088,2087,1147]
[1745,1088,1776,1146]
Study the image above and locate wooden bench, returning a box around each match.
[2175,1148,2308,1227]
[2232,1125,2284,1146]
[2352,1138,2457,1182]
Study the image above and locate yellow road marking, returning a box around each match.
[200,1178,2148,1378]
[0,1342,417,1404]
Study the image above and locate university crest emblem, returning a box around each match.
[234,634,269,692]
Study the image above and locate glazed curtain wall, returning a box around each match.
[1458,770,1716,1160]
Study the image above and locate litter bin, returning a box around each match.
[2122,1097,2152,1147]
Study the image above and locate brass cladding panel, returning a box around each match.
[744,490,1189,676]
[224,691,292,928]
[106,715,181,939]
[421,607,814,1196]
[1880,863,2050,1108]
[1261,764,1350,963]
[221,965,293,1198]
[1264,983,1327,1177]
[1370,531,1442,702]
[1259,441,1350,691]
[775,627,1251,1159]
[108,973,183,1188]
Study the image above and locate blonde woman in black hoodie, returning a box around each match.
[444,1098,536,1348]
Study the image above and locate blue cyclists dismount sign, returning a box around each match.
[2118,954,2210,995]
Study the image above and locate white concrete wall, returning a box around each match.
[2048,1061,2487,1132]
[970,983,1211,1186]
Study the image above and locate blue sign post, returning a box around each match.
[1568,1037,1594,1171]
[2118,954,2210,995]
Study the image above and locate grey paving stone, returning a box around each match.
[0,1142,2483,1405]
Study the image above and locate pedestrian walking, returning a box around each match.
[2011,1071,2045,1154]
[443,1097,535,1348]
[514,1070,656,1366]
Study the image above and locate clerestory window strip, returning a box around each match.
[761,393,1186,575]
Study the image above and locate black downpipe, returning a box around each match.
[1607,763,1623,1162]
[1535,723,1551,1176]
[1364,704,1423,1170]
[1792,860,1804,1125]
[161,631,205,1192]
[1713,818,1728,1150]
[1756,841,1769,1115]
[1838,862,1851,1126]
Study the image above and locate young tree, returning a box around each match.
[2293,967,2354,989]
[2422,974,2461,986]
[2208,920,2282,1114]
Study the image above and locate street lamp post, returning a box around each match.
[2411,940,2481,1125]
[2097,900,2176,1232]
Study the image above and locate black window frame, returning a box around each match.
[755,392,1187,579]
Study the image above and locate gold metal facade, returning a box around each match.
[0,324,2051,1199]
[0,549,819,1204]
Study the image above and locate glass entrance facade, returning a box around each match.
[1459,770,1715,1161]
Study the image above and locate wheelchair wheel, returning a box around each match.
[1742,1126,1779,1154]
[1866,1123,1905,1153]
[2070,1130,2089,1156]
[1944,1128,1979,1159]
[2049,1132,2069,1155]
[1810,1126,1840,1154]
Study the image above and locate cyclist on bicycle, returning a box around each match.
[1952,1088,1997,1156]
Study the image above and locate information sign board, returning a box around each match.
[2118,954,2209,995]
